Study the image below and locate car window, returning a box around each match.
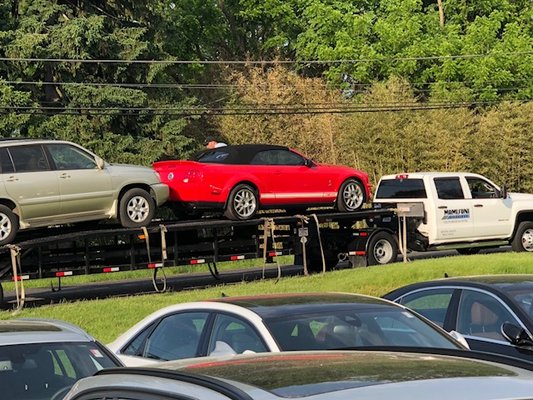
[208,314,267,355]
[196,149,230,163]
[143,313,208,361]
[265,308,460,351]
[0,342,118,400]
[397,288,455,328]
[434,177,464,200]
[47,144,97,170]
[0,148,14,174]
[466,177,499,199]
[8,145,50,173]
[456,290,520,341]
[375,179,427,199]
[250,150,305,166]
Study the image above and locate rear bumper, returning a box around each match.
[151,183,170,206]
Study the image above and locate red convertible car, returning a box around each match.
[153,144,371,220]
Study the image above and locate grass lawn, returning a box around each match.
[2,252,533,343]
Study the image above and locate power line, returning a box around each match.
[0,51,531,65]
[2,80,530,94]
[2,99,529,116]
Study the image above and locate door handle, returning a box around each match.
[60,173,71,179]
[6,176,18,182]
[474,204,483,208]
[438,206,447,209]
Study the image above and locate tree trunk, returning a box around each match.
[437,0,445,27]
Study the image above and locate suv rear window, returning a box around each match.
[375,179,427,199]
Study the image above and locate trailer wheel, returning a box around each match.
[367,231,398,265]
[0,205,18,245]
[337,178,365,212]
[119,188,155,228]
[512,221,533,252]
[224,184,258,220]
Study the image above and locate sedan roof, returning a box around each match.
[82,350,533,400]
[194,144,291,165]
[384,274,533,297]
[0,319,95,345]
[209,292,399,319]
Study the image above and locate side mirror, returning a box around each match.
[501,322,533,346]
[500,184,508,199]
[95,156,105,170]
[304,158,314,168]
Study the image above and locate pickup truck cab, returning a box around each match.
[373,172,533,254]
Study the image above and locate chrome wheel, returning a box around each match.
[232,188,257,219]
[126,195,151,223]
[372,238,395,264]
[0,213,12,241]
[521,229,533,251]
[342,181,364,211]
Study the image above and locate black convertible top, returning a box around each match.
[194,144,290,164]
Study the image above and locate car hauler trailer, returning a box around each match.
[0,209,398,307]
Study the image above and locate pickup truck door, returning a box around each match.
[432,177,475,241]
[465,176,512,238]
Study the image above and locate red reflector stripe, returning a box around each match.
[55,271,73,277]
[148,263,163,269]
[103,267,119,273]
[348,251,366,256]
[360,232,368,237]
[269,251,282,257]
[12,275,30,281]
[230,255,245,261]
[190,259,206,265]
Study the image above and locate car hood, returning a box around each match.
[107,163,158,175]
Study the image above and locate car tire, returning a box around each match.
[119,188,155,228]
[456,248,481,255]
[224,184,258,220]
[0,205,19,246]
[336,178,365,212]
[512,221,533,252]
[367,231,398,265]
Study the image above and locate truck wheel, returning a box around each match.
[367,231,398,265]
[337,178,365,212]
[119,188,155,228]
[0,205,19,245]
[224,184,258,220]
[512,222,533,252]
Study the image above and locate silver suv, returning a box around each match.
[0,318,122,400]
[0,139,169,245]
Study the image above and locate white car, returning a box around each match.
[107,292,466,366]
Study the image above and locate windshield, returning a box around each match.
[0,342,119,400]
[264,307,461,351]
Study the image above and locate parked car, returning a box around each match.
[0,139,169,245]
[0,318,122,400]
[152,144,371,220]
[107,292,466,366]
[63,350,533,400]
[383,274,533,362]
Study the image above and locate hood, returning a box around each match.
[106,163,155,174]
[508,192,533,201]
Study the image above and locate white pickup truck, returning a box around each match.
[371,172,533,259]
